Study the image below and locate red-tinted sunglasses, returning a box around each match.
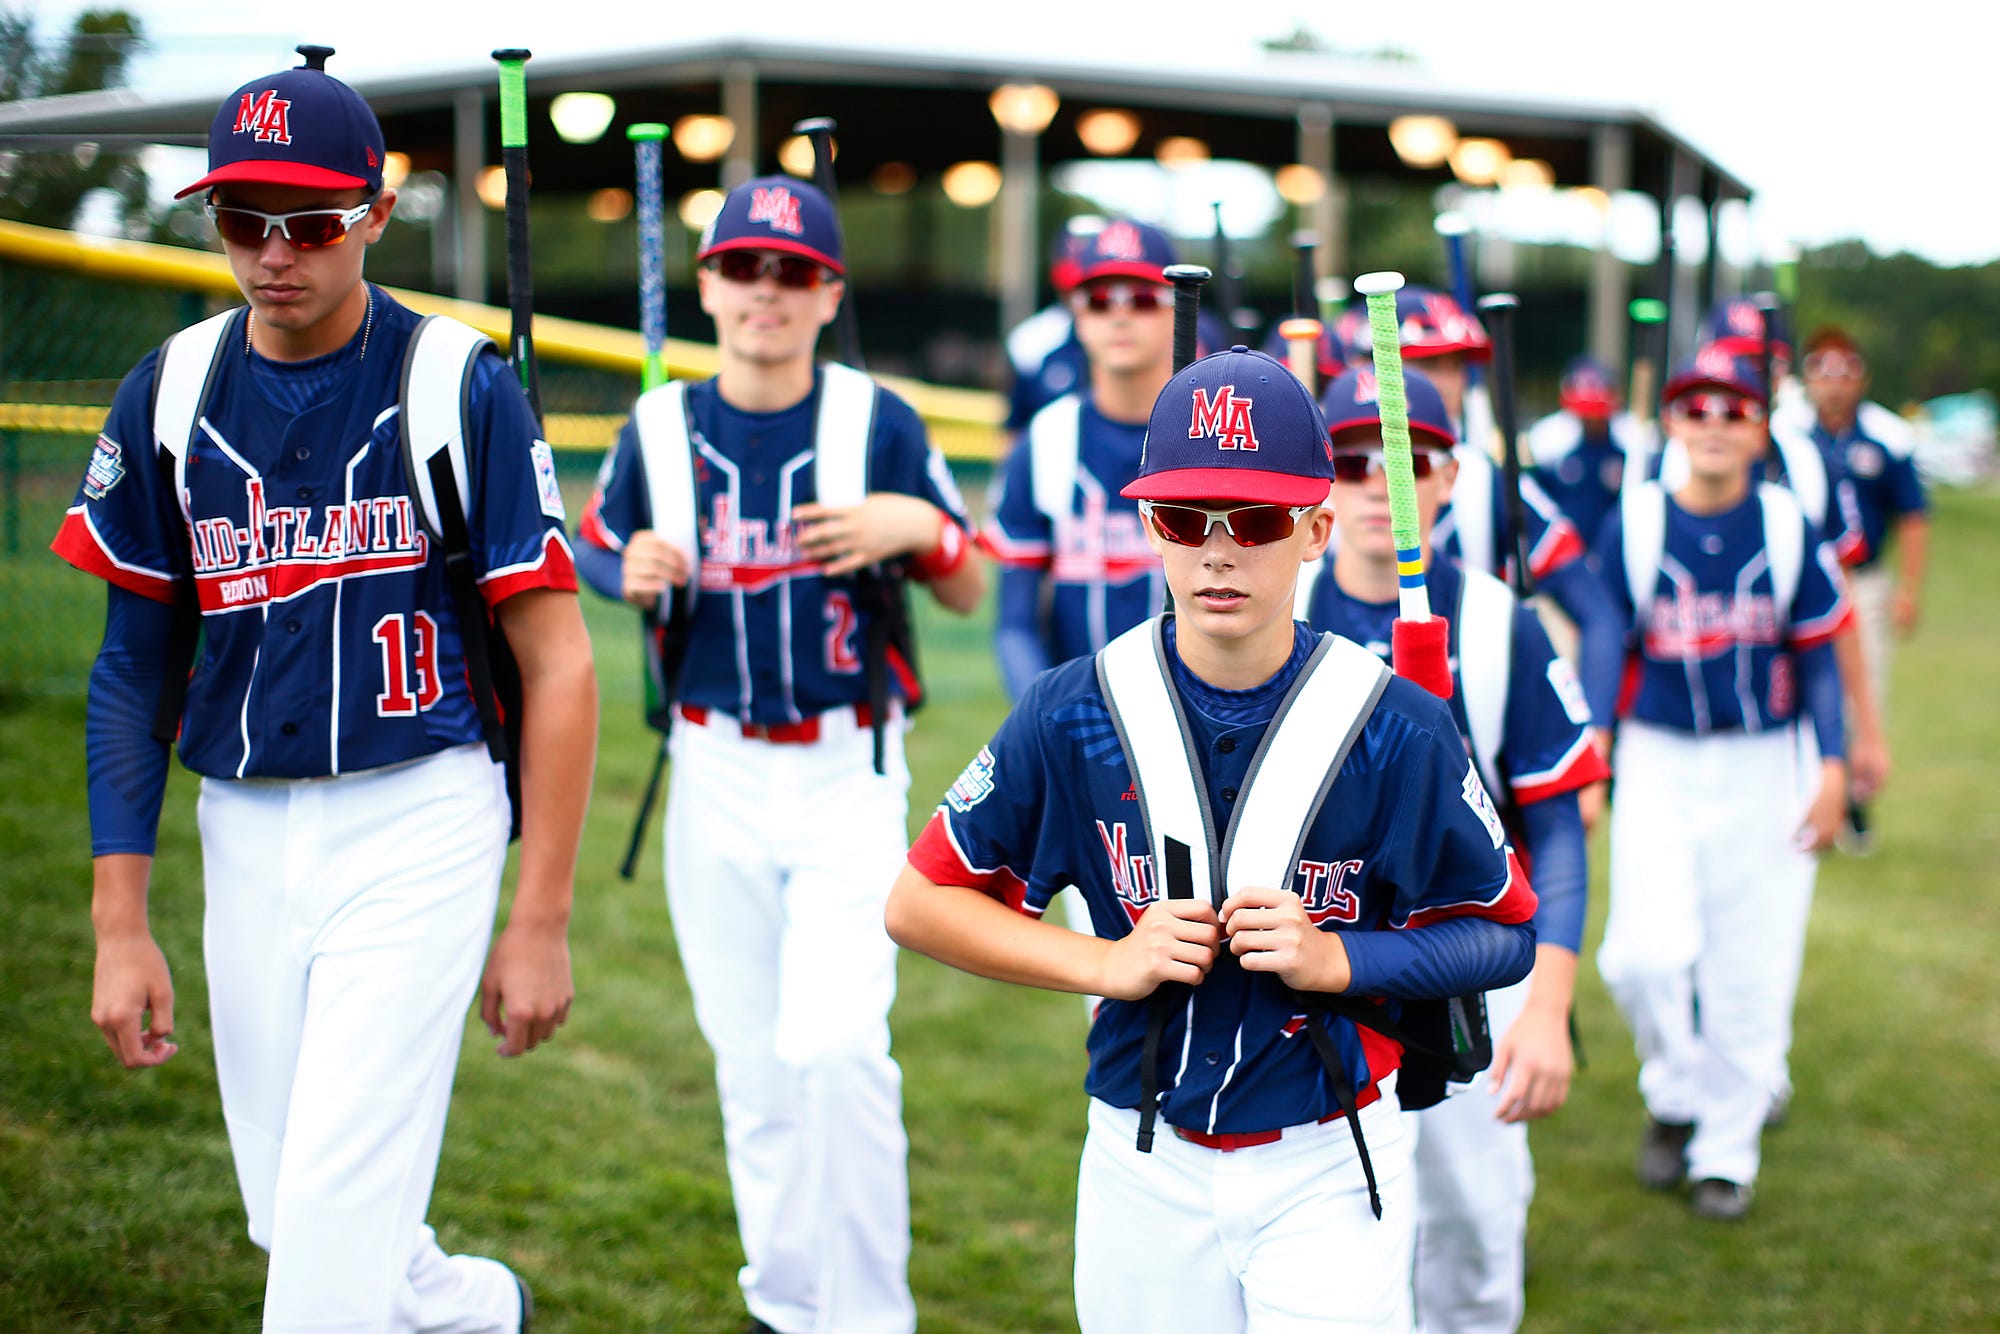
[1329,448,1445,483]
[1675,393,1764,423]
[1079,283,1166,314]
[708,251,829,289]
[1139,499,1315,548]
[206,197,376,250]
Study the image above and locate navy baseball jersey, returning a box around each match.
[577,372,968,724]
[983,396,1163,665]
[53,292,575,781]
[1004,319,1088,434]
[908,619,1537,1136]
[1432,447,1586,583]
[1526,411,1651,552]
[1809,405,1927,570]
[1591,493,1850,737]
[1304,560,1608,809]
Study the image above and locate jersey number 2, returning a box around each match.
[373,611,442,716]
[824,591,862,674]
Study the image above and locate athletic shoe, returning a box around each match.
[1638,1117,1694,1190]
[1690,1177,1754,1221]
[515,1273,534,1332]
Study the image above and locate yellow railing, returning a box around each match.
[0,218,1007,462]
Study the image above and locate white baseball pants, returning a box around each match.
[1597,722,1818,1187]
[664,707,915,1334]
[1074,1083,1415,1334]
[1408,972,1535,1334]
[1848,564,1896,719]
[198,743,523,1333]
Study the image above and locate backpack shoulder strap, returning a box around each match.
[1220,634,1390,893]
[151,308,239,465]
[632,379,701,590]
[1757,481,1805,631]
[1770,423,1827,528]
[1027,394,1085,522]
[1456,565,1515,801]
[813,361,879,506]
[399,314,494,542]
[1293,554,1326,619]
[1621,479,1668,630]
[1451,445,1496,574]
[1096,616,1217,907]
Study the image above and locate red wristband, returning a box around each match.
[910,513,970,581]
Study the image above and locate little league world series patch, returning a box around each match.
[84,435,126,500]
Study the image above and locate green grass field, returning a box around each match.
[3,486,1997,1331]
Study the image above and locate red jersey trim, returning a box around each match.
[976,523,1053,570]
[1402,847,1538,928]
[1789,596,1853,651]
[576,497,626,554]
[51,508,178,604]
[908,811,1036,916]
[1510,731,1613,805]
[482,530,580,605]
[1527,520,1586,579]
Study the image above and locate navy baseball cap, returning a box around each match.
[1559,355,1619,417]
[1122,347,1335,506]
[697,175,844,275]
[176,47,384,200]
[1386,286,1490,361]
[1073,218,1178,287]
[1663,346,1767,405]
[1320,364,1458,450]
[1698,296,1792,362]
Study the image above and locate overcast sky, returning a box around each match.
[34,0,2000,268]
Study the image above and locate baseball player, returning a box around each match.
[1304,366,1606,1332]
[887,347,1538,1333]
[573,175,983,1334]
[1796,326,1929,848]
[1525,354,1655,548]
[983,218,1179,698]
[1002,217,1103,438]
[52,50,591,1331]
[1586,352,1850,1221]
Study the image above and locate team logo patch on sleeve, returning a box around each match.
[531,440,565,520]
[945,745,999,813]
[83,435,126,500]
[1461,760,1506,849]
[1546,657,1591,726]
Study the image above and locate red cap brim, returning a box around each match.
[1404,341,1493,363]
[1121,468,1330,506]
[697,234,845,277]
[175,159,372,199]
[1075,261,1168,286]
[1323,412,1456,449]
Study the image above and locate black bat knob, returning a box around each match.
[296,45,335,71]
[1164,264,1212,374]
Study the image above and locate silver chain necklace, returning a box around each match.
[244,285,374,362]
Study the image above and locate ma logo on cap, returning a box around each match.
[747,185,804,236]
[1096,220,1144,261]
[1354,367,1380,404]
[1694,345,1736,376]
[233,90,292,146]
[1190,386,1259,452]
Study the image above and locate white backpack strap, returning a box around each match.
[1757,482,1804,632]
[1456,566,1515,801]
[1096,617,1217,906]
[1525,411,1579,466]
[1221,635,1390,893]
[399,315,494,539]
[813,361,878,507]
[1027,394,1085,522]
[151,308,239,465]
[1770,423,1827,529]
[632,380,700,591]
[1451,445,1496,574]
[1621,480,1667,630]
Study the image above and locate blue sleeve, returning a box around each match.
[575,418,649,555]
[1885,451,1929,517]
[86,585,177,857]
[924,672,1074,916]
[1538,557,1625,729]
[1799,641,1845,760]
[1341,915,1536,999]
[994,565,1052,700]
[573,539,625,602]
[464,351,571,587]
[1518,792,1586,954]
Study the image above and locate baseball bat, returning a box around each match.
[490,49,542,422]
[1279,232,1323,395]
[628,122,670,392]
[1753,290,1780,473]
[1210,201,1244,337]
[1627,297,1667,430]
[1355,270,1452,700]
[793,116,866,371]
[1164,264,1212,374]
[1435,211,1481,389]
[1476,293,1535,600]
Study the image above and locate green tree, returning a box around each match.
[0,8,148,231]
